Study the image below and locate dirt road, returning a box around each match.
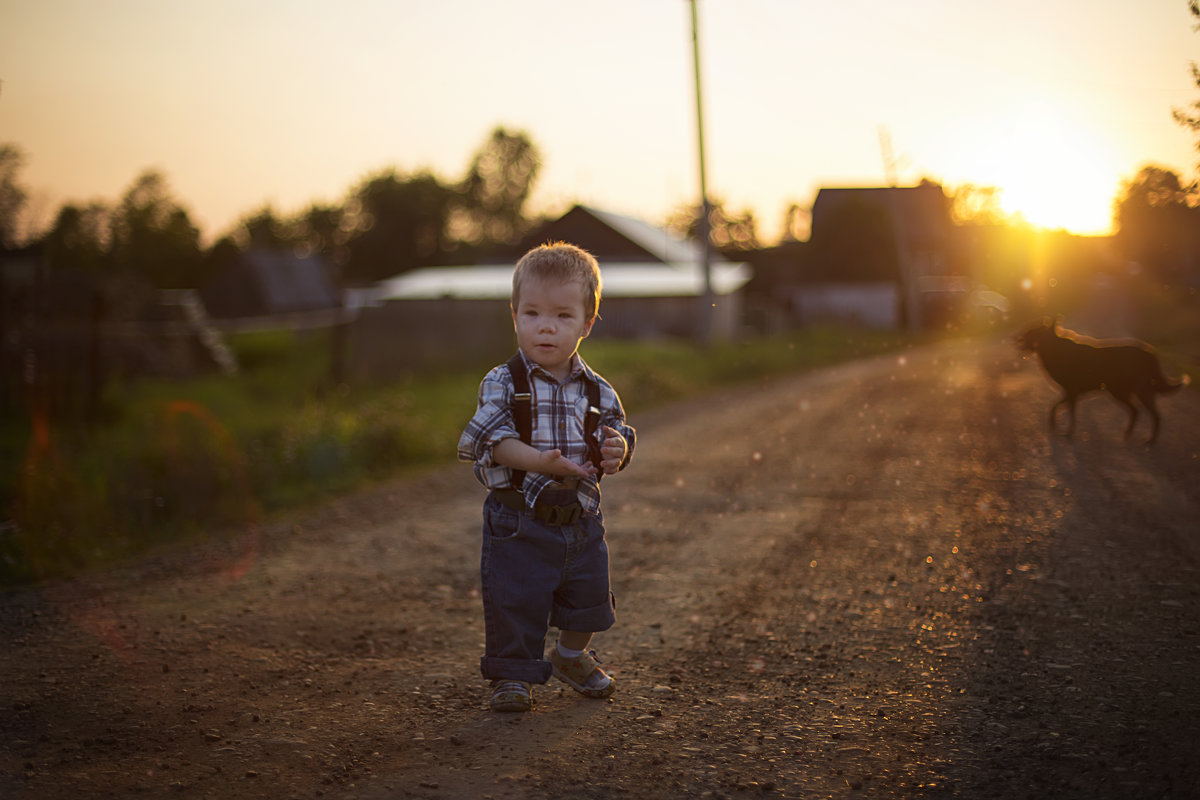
[3,334,1199,799]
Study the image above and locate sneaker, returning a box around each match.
[549,649,616,699]
[489,680,532,712]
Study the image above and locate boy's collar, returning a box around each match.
[518,350,595,384]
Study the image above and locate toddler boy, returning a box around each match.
[457,242,635,712]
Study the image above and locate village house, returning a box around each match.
[748,182,971,331]
[346,205,752,378]
[200,249,341,326]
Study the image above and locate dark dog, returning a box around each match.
[1015,318,1189,444]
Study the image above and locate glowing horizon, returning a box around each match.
[1,1,1196,244]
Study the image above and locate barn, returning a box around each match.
[346,205,752,378]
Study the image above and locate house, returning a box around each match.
[201,249,340,322]
[346,205,752,378]
[793,182,966,330]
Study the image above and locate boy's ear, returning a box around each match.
[582,317,595,339]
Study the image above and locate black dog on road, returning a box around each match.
[1015,318,1189,444]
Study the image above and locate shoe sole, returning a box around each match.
[490,698,531,712]
[551,664,616,699]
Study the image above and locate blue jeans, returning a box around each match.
[478,491,616,683]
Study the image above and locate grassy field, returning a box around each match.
[3,279,1195,587]
[0,325,917,585]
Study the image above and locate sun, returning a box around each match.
[946,104,1119,235]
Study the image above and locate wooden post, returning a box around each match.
[689,0,715,343]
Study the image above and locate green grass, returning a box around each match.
[0,325,916,585]
[582,327,913,411]
[1133,282,1200,380]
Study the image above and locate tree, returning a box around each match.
[234,205,294,251]
[343,169,458,284]
[201,234,241,285]
[292,203,348,267]
[42,202,112,274]
[667,198,760,252]
[1174,0,1200,178]
[949,183,1005,226]
[1114,165,1199,283]
[780,203,810,242]
[214,202,349,285]
[0,144,29,249]
[108,170,204,288]
[454,127,540,246]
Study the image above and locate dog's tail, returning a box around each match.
[1155,370,1191,394]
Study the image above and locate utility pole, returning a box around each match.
[878,126,898,188]
[689,0,714,343]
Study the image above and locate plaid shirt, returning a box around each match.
[457,351,635,514]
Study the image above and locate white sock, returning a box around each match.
[556,642,585,659]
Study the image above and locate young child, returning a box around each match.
[457,242,636,712]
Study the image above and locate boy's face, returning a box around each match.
[512,277,594,381]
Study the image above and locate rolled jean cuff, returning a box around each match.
[549,597,616,634]
[480,656,553,684]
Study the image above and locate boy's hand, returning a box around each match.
[537,448,597,478]
[597,425,627,475]
[493,438,595,478]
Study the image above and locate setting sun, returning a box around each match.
[946,104,1120,235]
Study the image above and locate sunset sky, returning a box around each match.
[2,0,1198,244]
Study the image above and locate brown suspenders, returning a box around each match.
[505,352,603,490]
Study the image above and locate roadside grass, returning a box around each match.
[582,327,915,412]
[0,325,915,586]
[7,276,1194,589]
[1134,282,1200,381]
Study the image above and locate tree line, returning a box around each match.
[0,127,548,290]
[6,38,1200,297]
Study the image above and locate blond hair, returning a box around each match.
[512,242,602,322]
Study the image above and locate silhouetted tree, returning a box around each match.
[1174,0,1200,178]
[43,202,112,274]
[292,203,348,266]
[949,183,1005,226]
[454,127,540,247]
[1114,165,1200,284]
[667,198,760,252]
[780,203,809,242]
[234,205,294,251]
[108,170,204,288]
[343,169,458,284]
[0,144,28,249]
[201,234,241,282]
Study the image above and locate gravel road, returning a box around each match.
[3,333,1199,799]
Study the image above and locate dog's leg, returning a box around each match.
[1051,395,1075,437]
[1108,388,1139,440]
[1050,397,1065,434]
[1121,400,1139,440]
[1138,388,1161,445]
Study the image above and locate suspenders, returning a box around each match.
[505,352,603,490]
